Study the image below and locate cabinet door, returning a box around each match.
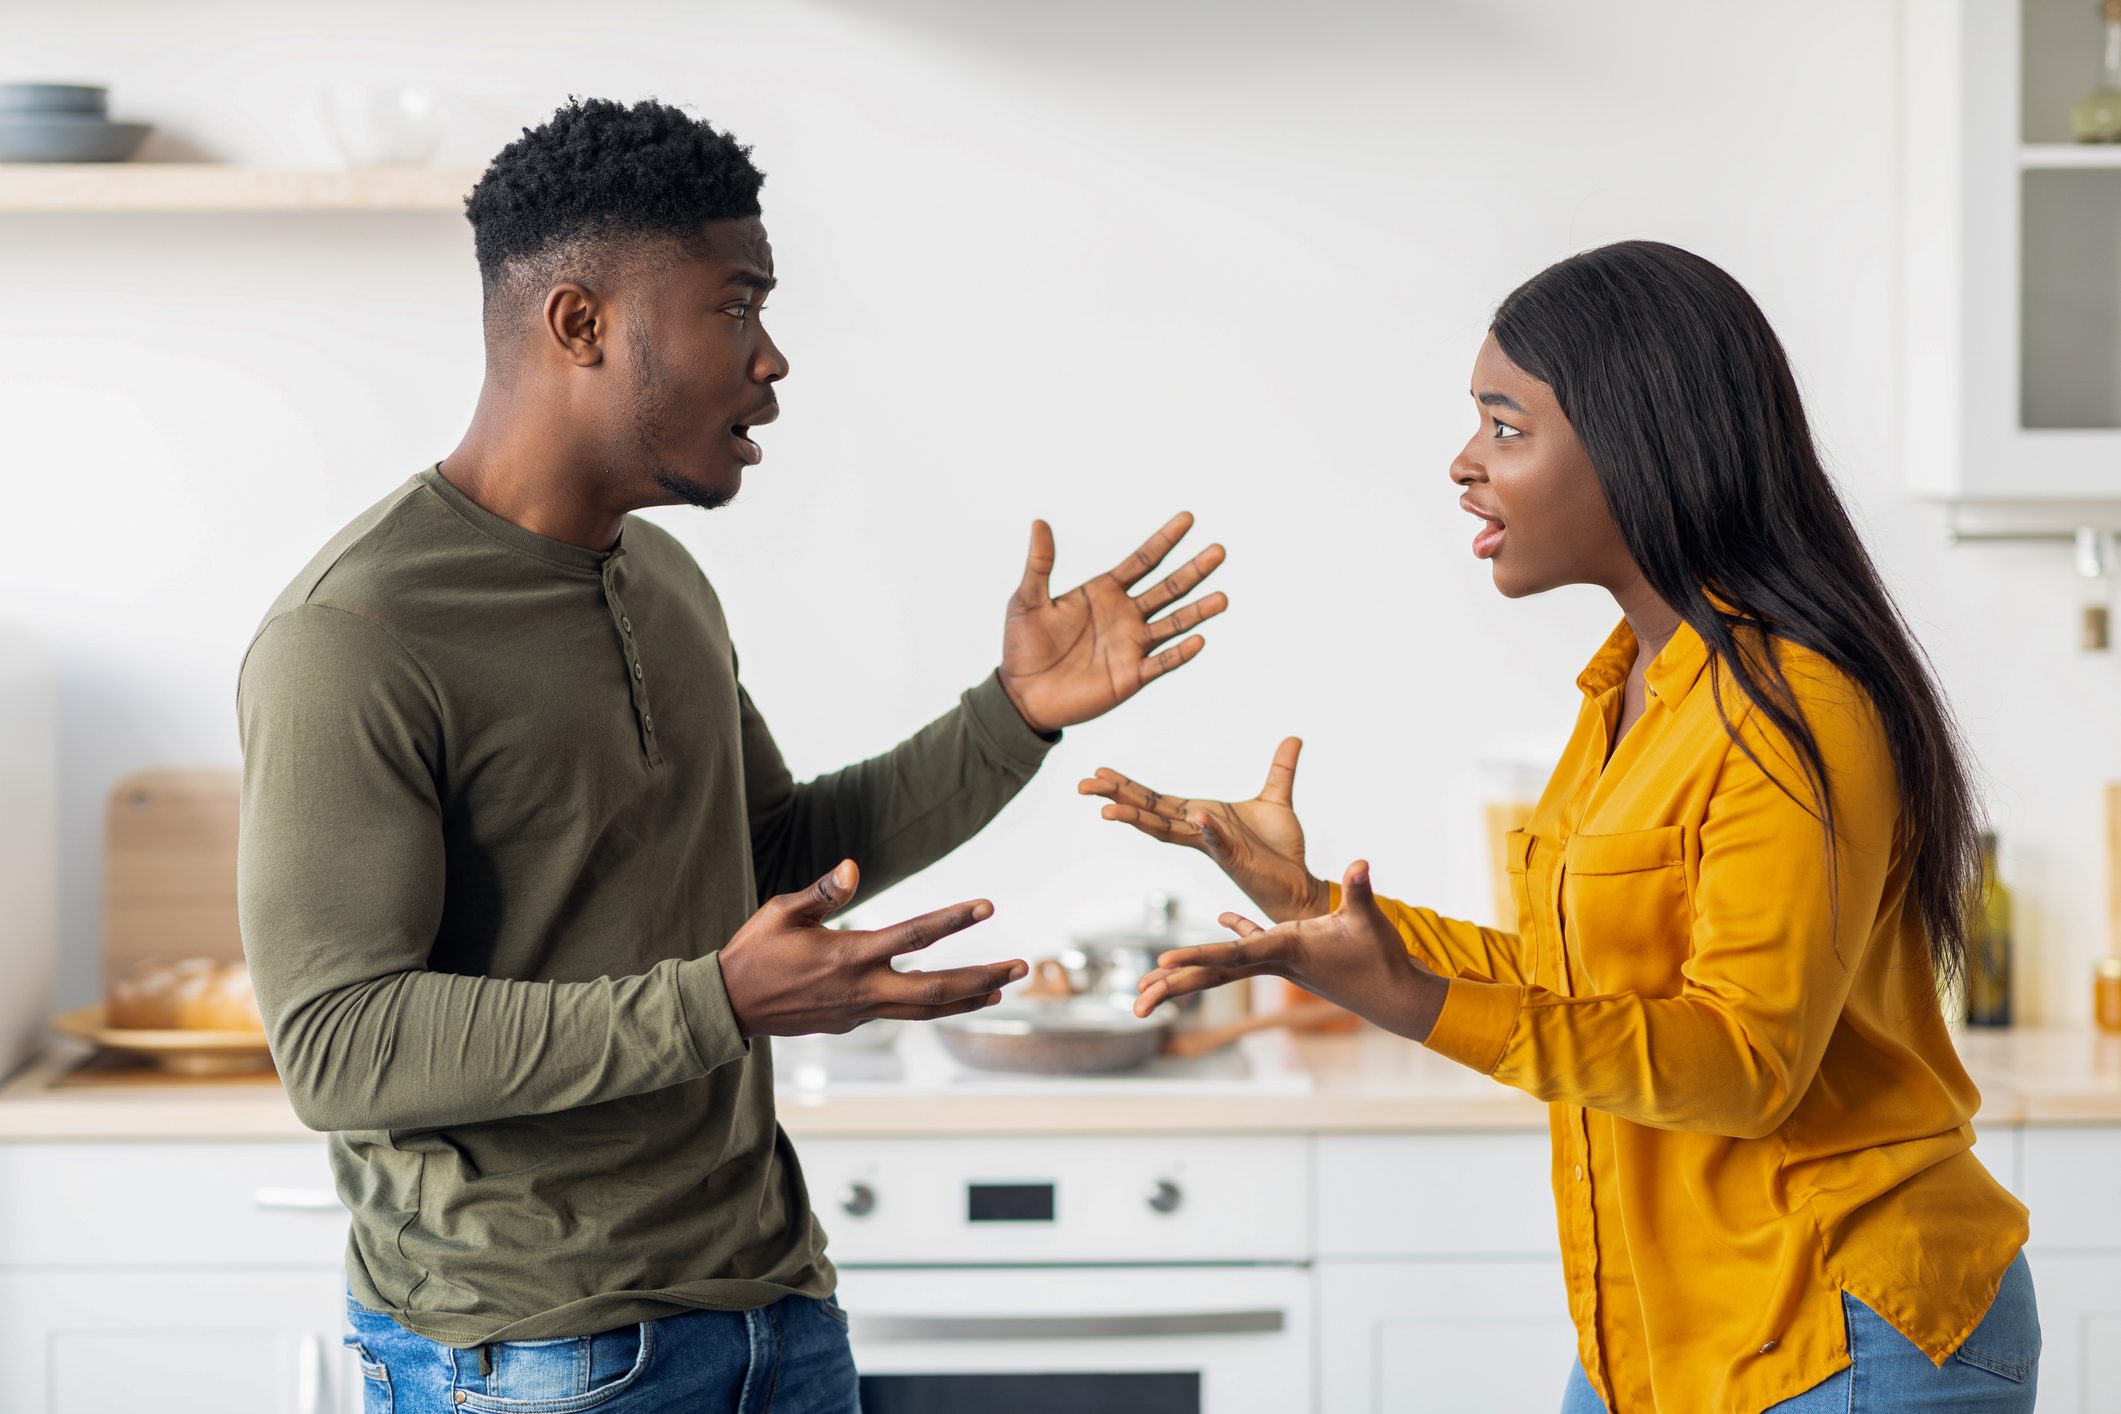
[2017,1252,2121,1413]
[0,1267,354,1414]
[1316,1259,1573,1413]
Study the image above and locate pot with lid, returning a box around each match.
[1059,892,1247,1025]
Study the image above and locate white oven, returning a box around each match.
[799,1134,1313,1414]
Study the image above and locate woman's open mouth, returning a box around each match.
[1462,497,1506,560]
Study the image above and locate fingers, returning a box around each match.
[783,859,859,922]
[1017,519,1055,605]
[1100,801,1207,848]
[882,960,1027,1007]
[1105,511,1195,589]
[1138,633,1206,685]
[1134,962,1272,1016]
[1261,737,1303,805]
[1078,770,1198,830]
[1151,927,1284,975]
[867,899,998,958]
[1133,542,1227,616]
[1144,591,1230,645]
[868,991,1006,1023]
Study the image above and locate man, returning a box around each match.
[237,97,1228,1413]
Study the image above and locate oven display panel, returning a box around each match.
[966,1182,1055,1223]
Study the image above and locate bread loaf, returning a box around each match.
[107,957,264,1032]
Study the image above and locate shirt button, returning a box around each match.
[633,662,643,679]
[643,715,654,733]
[1759,1340,1778,1354]
[621,616,632,634]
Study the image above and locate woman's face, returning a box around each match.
[1449,332,1636,599]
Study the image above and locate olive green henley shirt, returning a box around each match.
[236,466,1053,1346]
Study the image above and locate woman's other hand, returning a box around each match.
[1134,860,1448,1043]
[1079,737,1328,925]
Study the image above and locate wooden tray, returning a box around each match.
[52,1004,273,1077]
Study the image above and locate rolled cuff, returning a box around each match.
[1422,976,1526,1076]
[675,952,750,1074]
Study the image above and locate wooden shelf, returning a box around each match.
[0,164,480,212]
[2019,144,2121,170]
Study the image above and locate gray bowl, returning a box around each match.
[0,117,151,163]
[0,83,107,116]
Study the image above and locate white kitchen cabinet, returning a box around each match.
[0,1139,358,1413]
[0,1267,356,1414]
[2018,1253,2121,1413]
[1314,1135,1570,1412]
[1900,0,2121,499]
[1316,1259,1574,1413]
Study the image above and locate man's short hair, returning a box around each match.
[464,97,766,337]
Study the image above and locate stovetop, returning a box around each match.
[774,1022,1313,1099]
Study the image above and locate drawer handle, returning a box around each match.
[850,1309,1285,1341]
[251,1186,343,1212]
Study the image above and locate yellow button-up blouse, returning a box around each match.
[1357,619,2027,1413]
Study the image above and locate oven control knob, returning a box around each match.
[838,1182,877,1218]
[1146,1178,1183,1214]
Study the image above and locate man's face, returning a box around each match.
[618,216,787,510]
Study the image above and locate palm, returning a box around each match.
[1000,513,1228,733]
[1081,738,1325,923]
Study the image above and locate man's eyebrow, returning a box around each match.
[1477,391,1527,414]
[724,269,778,294]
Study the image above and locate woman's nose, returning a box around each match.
[1449,444,1483,486]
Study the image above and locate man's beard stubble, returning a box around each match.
[630,321,734,512]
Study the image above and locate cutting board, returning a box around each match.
[101,769,243,990]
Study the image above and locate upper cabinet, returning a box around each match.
[1902,0,2121,500]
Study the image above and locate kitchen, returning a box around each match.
[3,1,2121,1411]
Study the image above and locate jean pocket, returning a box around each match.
[342,1337,393,1414]
[457,1321,656,1414]
[1951,1253,2041,1383]
[819,1295,850,1327]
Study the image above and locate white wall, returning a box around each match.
[2,0,2112,1025]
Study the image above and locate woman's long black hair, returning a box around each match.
[1491,240,1979,992]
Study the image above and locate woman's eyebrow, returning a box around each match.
[1476,390,1528,414]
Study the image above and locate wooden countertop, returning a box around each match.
[2,1025,2116,1143]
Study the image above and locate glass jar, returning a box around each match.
[2095,957,2121,1033]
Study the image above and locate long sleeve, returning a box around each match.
[1332,885,1531,984]
[1421,677,1899,1140]
[739,669,1056,906]
[237,605,746,1134]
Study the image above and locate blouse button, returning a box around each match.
[1759,1340,1778,1354]
[1574,1163,1585,1181]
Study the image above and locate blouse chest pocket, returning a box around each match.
[1560,824,1693,998]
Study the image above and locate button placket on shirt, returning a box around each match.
[601,555,662,767]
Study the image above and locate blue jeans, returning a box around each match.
[1560,1250,2039,1412]
[344,1291,858,1413]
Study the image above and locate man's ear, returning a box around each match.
[542,282,605,367]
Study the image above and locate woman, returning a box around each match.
[1085,242,2038,1413]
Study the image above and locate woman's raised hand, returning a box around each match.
[1078,737,1329,925]
[1133,860,1448,1043]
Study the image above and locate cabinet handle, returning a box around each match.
[295,1332,323,1414]
[251,1186,343,1212]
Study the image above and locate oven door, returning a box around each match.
[839,1264,1312,1414]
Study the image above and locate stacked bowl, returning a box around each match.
[0,84,150,162]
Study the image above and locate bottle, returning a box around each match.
[1965,832,2013,1028]
[2071,0,2121,143]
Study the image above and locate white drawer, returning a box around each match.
[2021,1126,2121,1251]
[1314,1133,1559,1258]
[0,1141,344,1267]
